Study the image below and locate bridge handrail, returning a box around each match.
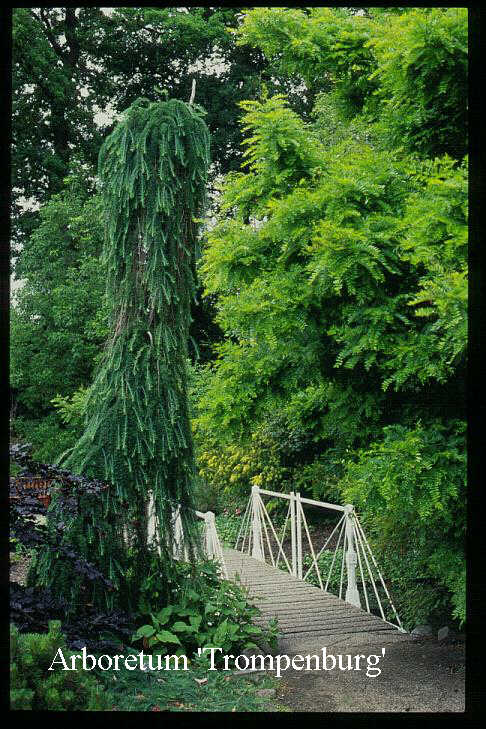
[146,493,227,578]
[236,485,404,632]
[257,487,346,512]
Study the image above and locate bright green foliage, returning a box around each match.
[237,8,376,115]
[193,86,467,625]
[33,98,210,613]
[383,156,468,391]
[51,386,90,429]
[237,7,468,158]
[195,97,467,457]
[341,421,466,627]
[368,8,468,159]
[10,621,108,711]
[196,95,415,447]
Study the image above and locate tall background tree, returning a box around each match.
[193,7,467,628]
[11,7,293,459]
[12,7,304,246]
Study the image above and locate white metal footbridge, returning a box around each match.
[149,485,406,640]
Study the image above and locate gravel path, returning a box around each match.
[270,630,465,712]
[10,555,31,586]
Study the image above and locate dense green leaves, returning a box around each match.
[237,7,376,114]
[10,622,108,710]
[368,8,468,159]
[11,7,283,244]
[196,96,425,447]
[10,172,108,459]
[193,7,467,628]
[341,421,466,626]
[132,560,277,660]
[237,7,468,158]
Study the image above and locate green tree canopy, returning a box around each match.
[196,96,466,450]
[237,7,468,158]
[12,7,292,245]
[192,5,467,625]
[10,171,108,416]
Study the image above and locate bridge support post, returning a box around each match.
[173,505,186,560]
[290,491,297,577]
[147,491,156,547]
[251,485,264,562]
[295,491,303,579]
[344,504,361,608]
[204,511,216,559]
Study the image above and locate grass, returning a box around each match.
[96,660,283,712]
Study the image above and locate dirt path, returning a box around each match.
[270,630,465,712]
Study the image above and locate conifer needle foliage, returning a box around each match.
[33,98,210,613]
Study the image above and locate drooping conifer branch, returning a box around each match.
[31,97,210,612]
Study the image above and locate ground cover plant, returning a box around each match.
[10,620,280,713]
[133,558,278,660]
[95,658,280,713]
[10,621,109,711]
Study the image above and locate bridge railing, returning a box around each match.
[146,493,227,579]
[235,485,404,631]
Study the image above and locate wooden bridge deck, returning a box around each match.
[223,548,399,640]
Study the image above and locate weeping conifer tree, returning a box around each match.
[31,97,211,613]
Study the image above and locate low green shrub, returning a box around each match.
[340,420,466,628]
[11,415,76,465]
[302,549,345,592]
[193,475,225,514]
[292,457,344,505]
[10,621,109,711]
[10,535,35,565]
[134,559,278,663]
[302,549,403,625]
